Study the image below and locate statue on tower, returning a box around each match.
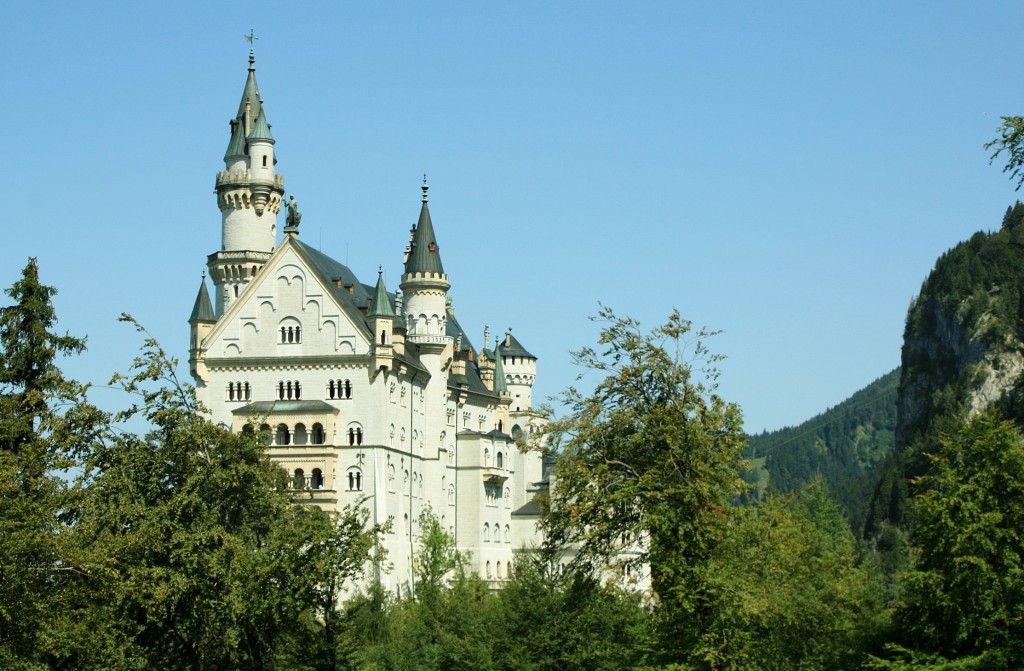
[285,194,302,234]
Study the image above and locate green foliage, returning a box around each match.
[748,368,898,532]
[541,306,747,604]
[694,484,888,670]
[888,412,1024,667]
[0,259,113,669]
[986,116,1024,190]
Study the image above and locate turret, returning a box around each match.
[368,269,396,376]
[399,178,451,353]
[188,276,216,383]
[498,329,537,412]
[208,50,285,315]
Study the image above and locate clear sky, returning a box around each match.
[4,1,1023,433]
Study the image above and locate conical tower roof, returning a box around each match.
[189,278,215,323]
[404,178,445,275]
[368,270,395,318]
[248,108,274,143]
[493,343,508,393]
[224,50,266,158]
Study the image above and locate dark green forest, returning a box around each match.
[7,202,1024,669]
[746,368,898,533]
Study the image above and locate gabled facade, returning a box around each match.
[189,52,546,596]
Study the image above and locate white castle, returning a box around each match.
[188,52,547,596]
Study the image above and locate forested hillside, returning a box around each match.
[746,368,898,532]
[867,202,1024,533]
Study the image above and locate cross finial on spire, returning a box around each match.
[378,265,383,277]
[245,30,258,68]
[422,174,429,203]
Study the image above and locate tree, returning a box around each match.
[695,484,887,670]
[77,316,383,671]
[540,306,746,655]
[986,116,1024,190]
[0,258,112,669]
[881,411,1024,669]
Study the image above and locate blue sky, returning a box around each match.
[4,1,1023,433]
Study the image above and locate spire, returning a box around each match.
[225,51,265,157]
[404,177,445,275]
[493,341,508,394]
[248,108,274,143]
[368,268,395,318]
[189,277,215,323]
[224,119,247,161]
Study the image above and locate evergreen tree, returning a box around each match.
[0,258,112,669]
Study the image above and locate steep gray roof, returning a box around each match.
[189,279,215,323]
[498,330,536,360]
[367,271,394,318]
[248,109,274,143]
[404,183,445,275]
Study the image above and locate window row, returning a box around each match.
[290,467,325,490]
[280,325,302,343]
[483,448,505,468]
[243,422,326,446]
[327,379,353,399]
[226,379,356,402]
[277,380,302,400]
[482,523,511,544]
[484,559,512,580]
[243,422,363,447]
[227,381,251,401]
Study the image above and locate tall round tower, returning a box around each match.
[208,50,285,315]
[399,178,451,351]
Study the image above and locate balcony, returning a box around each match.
[482,467,508,484]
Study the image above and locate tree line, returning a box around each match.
[3,259,1022,669]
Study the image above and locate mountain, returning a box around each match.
[866,202,1024,534]
[745,368,898,533]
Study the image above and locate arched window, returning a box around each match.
[344,379,352,399]
[494,524,501,543]
[498,419,503,432]
[328,380,336,399]
[242,423,254,434]
[260,423,272,446]
[486,561,492,579]
[380,330,387,344]
[356,427,363,445]
[388,465,396,493]
[504,525,511,543]
[293,468,305,489]
[312,468,324,490]
[243,382,251,400]
[484,448,490,467]
[312,423,325,445]
[345,467,362,491]
[348,428,355,446]
[483,523,489,541]
[496,561,502,579]
[276,423,290,446]
[293,423,308,446]
[448,484,455,505]
[496,451,503,468]
[504,487,511,507]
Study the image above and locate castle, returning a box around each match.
[188,52,546,596]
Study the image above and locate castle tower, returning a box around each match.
[498,329,537,412]
[208,50,285,315]
[400,178,453,451]
[400,178,451,351]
